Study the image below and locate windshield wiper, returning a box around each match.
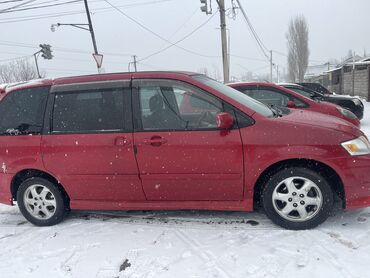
[270,105,283,117]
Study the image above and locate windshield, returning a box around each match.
[193,75,274,117]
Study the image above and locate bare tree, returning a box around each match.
[0,58,43,83]
[286,15,309,82]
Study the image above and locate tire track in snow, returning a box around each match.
[174,229,234,278]
[316,231,358,278]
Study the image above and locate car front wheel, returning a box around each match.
[262,167,334,230]
[17,177,67,226]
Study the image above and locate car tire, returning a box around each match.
[17,177,67,226]
[262,167,333,230]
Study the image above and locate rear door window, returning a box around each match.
[52,88,125,133]
[0,86,49,135]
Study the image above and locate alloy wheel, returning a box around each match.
[272,176,323,222]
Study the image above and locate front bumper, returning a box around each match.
[328,154,370,209]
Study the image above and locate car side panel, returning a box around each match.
[0,136,45,204]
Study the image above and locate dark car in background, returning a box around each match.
[282,83,364,120]
[297,82,332,95]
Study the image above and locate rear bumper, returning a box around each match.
[328,155,370,209]
[0,173,14,206]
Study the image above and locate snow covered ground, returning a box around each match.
[1,104,370,278]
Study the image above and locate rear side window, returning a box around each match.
[0,87,49,135]
[52,88,125,133]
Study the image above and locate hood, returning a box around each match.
[326,94,358,101]
[278,109,363,137]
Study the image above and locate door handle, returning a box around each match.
[143,136,167,146]
[115,137,130,146]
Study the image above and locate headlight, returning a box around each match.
[341,136,370,156]
[336,106,357,119]
[352,98,362,106]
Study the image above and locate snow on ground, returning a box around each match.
[1,104,370,278]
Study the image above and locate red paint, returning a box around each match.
[0,72,369,213]
[216,112,234,129]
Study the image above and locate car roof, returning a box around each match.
[277,83,304,88]
[227,81,273,87]
[1,71,200,95]
[53,71,197,85]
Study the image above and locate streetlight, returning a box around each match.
[50,0,103,72]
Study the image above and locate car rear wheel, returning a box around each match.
[262,167,333,230]
[17,177,67,226]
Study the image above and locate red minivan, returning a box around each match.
[228,82,360,127]
[0,72,370,230]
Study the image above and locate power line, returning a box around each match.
[0,0,174,23]
[102,0,221,60]
[0,54,32,63]
[0,0,35,13]
[235,0,269,61]
[0,0,24,4]
[230,54,267,62]
[138,10,219,62]
[0,40,133,57]
[0,0,81,14]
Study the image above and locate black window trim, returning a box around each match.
[44,80,132,135]
[132,78,254,133]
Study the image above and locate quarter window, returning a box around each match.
[52,88,125,133]
[0,87,49,135]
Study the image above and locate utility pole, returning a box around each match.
[33,53,41,79]
[218,0,229,83]
[83,0,103,73]
[276,65,279,83]
[83,0,98,55]
[133,55,138,72]
[51,0,102,73]
[270,50,273,82]
[352,51,356,96]
[200,0,229,83]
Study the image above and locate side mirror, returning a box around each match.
[216,112,234,129]
[287,100,296,108]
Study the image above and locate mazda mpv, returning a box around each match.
[0,72,370,230]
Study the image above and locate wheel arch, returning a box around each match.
[253,158,345,209]
[11,169,70,207]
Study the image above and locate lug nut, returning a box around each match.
[292,192,297,196]
[300,201,305,205]
[300,194,304,198]
[293,203,298,207]
[288,198,293,202]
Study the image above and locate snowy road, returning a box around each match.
[1,103,370,278]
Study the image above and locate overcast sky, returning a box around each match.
[0,0,369,79]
